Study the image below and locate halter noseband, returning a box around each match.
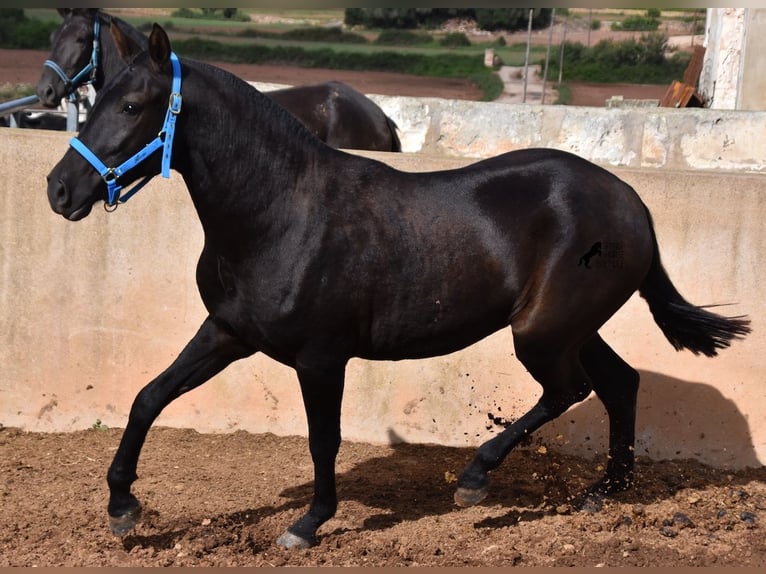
[69,52,182,208]
[44,16,101,102]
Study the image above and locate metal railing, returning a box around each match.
[1,94,79,131]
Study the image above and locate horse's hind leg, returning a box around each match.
[107,316,252,536]
[455,335,593,507]
[578,334,640,511]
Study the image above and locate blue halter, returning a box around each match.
[69,52,182,207]
[44,16,101,102]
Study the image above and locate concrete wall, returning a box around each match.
[254,82,766,173]
[700,8,766,111]
[368,94,766,172]
[1,122,764,470]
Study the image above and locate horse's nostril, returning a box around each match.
[54,178,70,207]
[37,84,57,106]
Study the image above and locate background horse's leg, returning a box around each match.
[455,336,593,507]
[107,316,252,535]
[277,364,345,549]
[578,334,640,510]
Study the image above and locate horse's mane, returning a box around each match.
[181,57,329,154]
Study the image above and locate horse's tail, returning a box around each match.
[385,115,402,152]
[638,206,751,357]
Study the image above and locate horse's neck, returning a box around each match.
[175,61,337,241]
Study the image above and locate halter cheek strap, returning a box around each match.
[69,52,182,207]
[43,17,101,101]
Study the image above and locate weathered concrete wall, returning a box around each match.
[253,82,766,173]
[700,8,766,111]
[740,8,766,111]
[700,7,746,110]
[1,128,763,470]
[370,95,766,172]
[252,82,766,173]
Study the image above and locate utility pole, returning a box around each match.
[522,8,533,103]
[542,8,556,105]
[558,14,568,86]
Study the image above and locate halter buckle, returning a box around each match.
[103,168,118,183]
[168,92,182,115]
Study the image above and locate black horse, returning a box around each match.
[45,23,750,549]
[36,8,401,152]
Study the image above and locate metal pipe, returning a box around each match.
[0,95,40,120]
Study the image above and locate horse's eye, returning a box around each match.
[122,102,142,116]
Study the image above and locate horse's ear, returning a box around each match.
[111,18,144,64]
[148,24,172,72]
[57,8,71,18]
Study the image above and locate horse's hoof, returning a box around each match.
[276,530,316,549]
[109,506,141,537]
[579,491,604,513]
[454,486,488,507]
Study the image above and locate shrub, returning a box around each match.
[375,29,432,46]
[475,8,552,31]
[439,32,471,48]
[547,33,687,84]
[0,9,58,49]
[171,8,249,22]
[281,26,368,44]
[345,7,552,32]
[612,15,660,32]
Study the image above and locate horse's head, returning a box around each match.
[37,8,102,107]
[46,22,176,221]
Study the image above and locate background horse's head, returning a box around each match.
[37,8,101,107]
[46,23,175,221]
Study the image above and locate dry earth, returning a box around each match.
[1,426,764,567]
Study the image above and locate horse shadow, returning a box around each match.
[297,370,761,535]
[124,370,763,549]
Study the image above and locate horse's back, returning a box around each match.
[269,81,400,151]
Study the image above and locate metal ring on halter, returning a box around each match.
[103,201,119,212]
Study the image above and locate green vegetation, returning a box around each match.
[439,32,471,48]
[171,8,250,22]
[548,33,689,84]
[171,36,504,101]
[3,8,696,103]
[0,8,58,49]
[375,29,433,46]
[553,84,571,105]
[612,14,661,32]
[343,8,552,32]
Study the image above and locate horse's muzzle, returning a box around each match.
[36,79,63,109]
[46,175,92,221]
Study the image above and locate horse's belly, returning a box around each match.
[361,303,512,360]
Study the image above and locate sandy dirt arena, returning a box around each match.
[1,426,764,567]
[3,45,762,568]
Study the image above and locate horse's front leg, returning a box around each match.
[107,316,253,536]
[277,363,346,549]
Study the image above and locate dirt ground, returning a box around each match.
[1,425,764,567]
